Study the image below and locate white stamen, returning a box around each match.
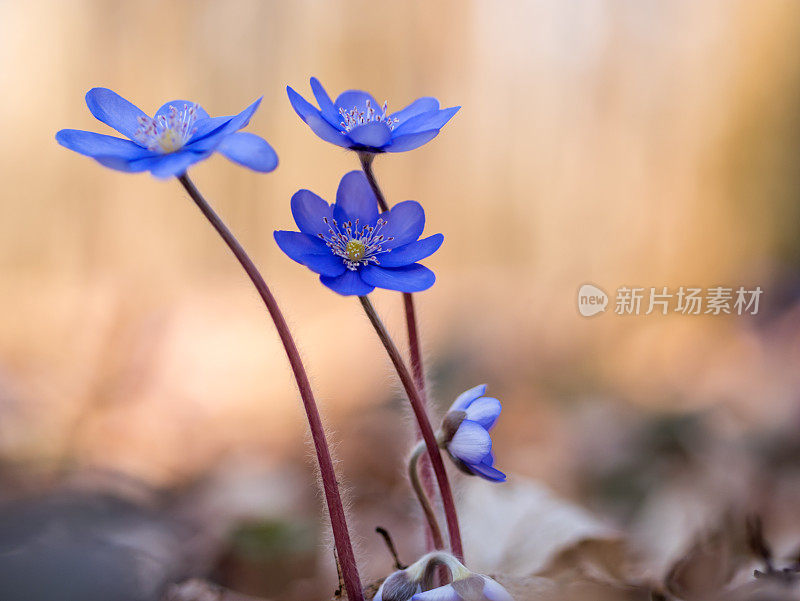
[339,99,399,134]
[134,103,199,153]
[319,216,394,270]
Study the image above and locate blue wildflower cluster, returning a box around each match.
[57,78,511,601]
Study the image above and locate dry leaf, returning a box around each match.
[665,528,741,601]
[459,477,624,576]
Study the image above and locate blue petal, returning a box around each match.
[274,230,327,260]
[188,97,262,152]
[447,420,492,464]
[468,462,507,483]
[301,254,347,277]
[128,150,209,179]
[380,201,425,249]
[85,88,148,140]
[190,116,234,142]
[450,384,488,412]
[185,127,230,152]
[274,231,345,277]
[333,171,379,225]
[385,129,440,153]
[310,77,340,126]
[287,85,317,119]
[55,129,151,160]
[481,576,514,601]
[287,86,350,147]
[154,100,210,120]
[320,270,375,296]
[412,584,460,601]
[464,397,501,430]
[92,155,154,173]
[347,122,392,149]
[291,189,334,237]
[217,132,278,173]
[223,97,261,132]
[359,264,435,293]
[334,90,380,114]
[394,107,460,136]
[378,234,443,267]
[390,97,439,124]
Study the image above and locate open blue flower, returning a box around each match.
[439,385,506,482]
[274,171,443,296]
[287,78,459,153]
[56,88,277,178]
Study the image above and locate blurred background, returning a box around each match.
[2,1,800,600]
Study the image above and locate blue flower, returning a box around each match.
[439,385,506,482]
[375,552,515,601]
[56,88,277,178]
[373,570,421,601]
[412,574,514,601]
[286,78,459,153]
[274,171,443,296]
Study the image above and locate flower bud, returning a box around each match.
[412,574,514,601]
[438,385,506,482]
[373,570,420,601]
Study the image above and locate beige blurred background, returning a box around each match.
[2,0,800,596]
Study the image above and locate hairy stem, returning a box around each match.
[177,174,364,601]
[408,441,445,550]
[358,152,441,553]
[358,295,463,559]
[358,152,389,212]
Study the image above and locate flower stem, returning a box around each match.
[358,156,427,394]
[358,295,463,560]
[408,441,445,550]
[358,152,442,554]
[177,174,364,601]
[358,152,389,212]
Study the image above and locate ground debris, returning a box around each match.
[163,579,271,601]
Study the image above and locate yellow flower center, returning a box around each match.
[320,216,395,271]
[345,239,366,262]
[134,103,199,154]
[156,128,184,153]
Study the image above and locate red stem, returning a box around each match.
[177,174,364,601]
[403,291,438,545]
[359,295,463,560]
[359,152,448,554]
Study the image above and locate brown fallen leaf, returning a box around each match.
[459,477,625,577]
[664,523,746,601]
[491,575,559,601]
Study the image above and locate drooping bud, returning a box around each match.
[374,570,420,601]
[415,552,515,601]
[436,385,506,482]
[439,410,467,445]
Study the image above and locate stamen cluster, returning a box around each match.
[339,99,399,133]
[319,216,394,270]
[134,103,199,153]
